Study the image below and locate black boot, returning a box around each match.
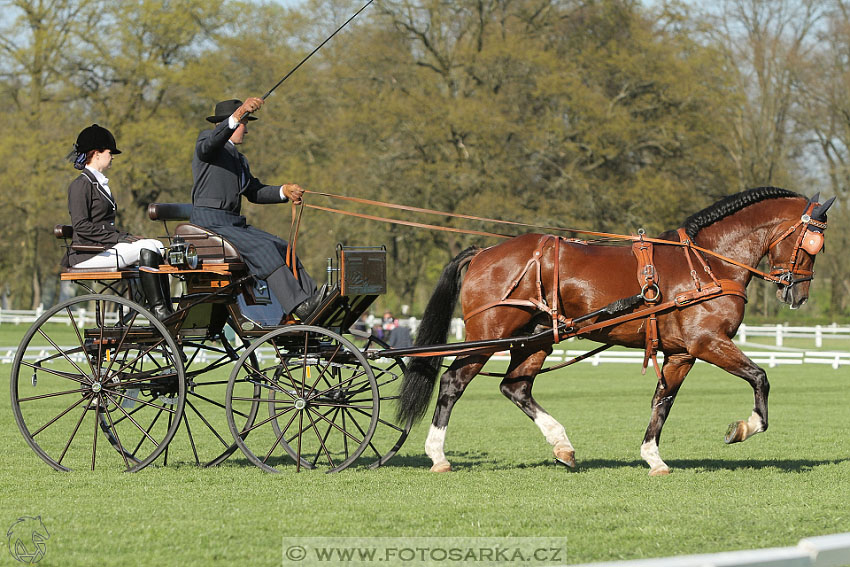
[293,283,329,322]
[139,249,173,321]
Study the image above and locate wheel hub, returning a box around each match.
[91,382,103,393]
[293,398,307,410]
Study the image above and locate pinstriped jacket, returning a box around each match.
[190,120,284,213]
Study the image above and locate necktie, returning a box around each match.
[237,155,248,189]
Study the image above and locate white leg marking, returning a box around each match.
[533,413,572,449]
[741,412,764,441]
[425,425,448,467]
[640,439,669,473]
[746,411,764,438]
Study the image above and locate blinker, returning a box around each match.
[801,230,824,255]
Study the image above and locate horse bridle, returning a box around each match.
[766,201,828,289]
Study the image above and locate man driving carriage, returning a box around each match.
[190,97,326,322]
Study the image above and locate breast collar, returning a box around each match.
[81,169,116,211]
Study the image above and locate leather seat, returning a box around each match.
[173,223,242,263]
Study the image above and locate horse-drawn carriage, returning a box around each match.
[10,204,412,472]
[10,188,836,475]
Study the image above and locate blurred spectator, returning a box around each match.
[381,311,412,347]
[387,324,412,348]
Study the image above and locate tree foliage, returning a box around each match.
[0,0,846,321]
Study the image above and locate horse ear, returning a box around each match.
[808,192,820,205]
[812,196,835,220]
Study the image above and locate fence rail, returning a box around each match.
[4,308,850,347]
[0,307,119,326]
[4,345,849,369]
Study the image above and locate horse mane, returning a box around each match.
[658,186,802,240]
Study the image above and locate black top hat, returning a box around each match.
[75,124,122,155]
[206,99,259,123]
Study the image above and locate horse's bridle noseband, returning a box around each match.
[767,202,828,288]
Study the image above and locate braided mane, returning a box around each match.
[679,187,801,239]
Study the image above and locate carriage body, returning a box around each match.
[10,204,410,473]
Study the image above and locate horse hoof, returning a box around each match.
[554,448,576,468]
[430,462,452,473]
[725,420,747,444]
[649,466,671,476]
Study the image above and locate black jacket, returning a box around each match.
[66,169,128,264]
[190,120,284,213]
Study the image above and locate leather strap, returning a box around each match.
[286,201,304,280]
[632,235,661,378]
[303,189,798,285]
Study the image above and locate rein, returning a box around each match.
[297,189,822,288]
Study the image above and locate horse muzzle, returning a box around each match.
[775,273,812,309]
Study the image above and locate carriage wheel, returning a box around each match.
[356,334,413,468]
[226,325,379,473]
[10,295,184,472]
[163,330,260,467]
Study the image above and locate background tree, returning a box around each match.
[0,0,845,324]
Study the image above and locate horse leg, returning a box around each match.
[498,347,576,467]
[692,339,769,445]
[425,355,488,473]
[640,354,694,476]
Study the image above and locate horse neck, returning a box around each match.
[691,198,802,275]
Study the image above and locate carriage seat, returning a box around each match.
[147,203,243,265]
[54,224,136,275]
[173,223,243,264]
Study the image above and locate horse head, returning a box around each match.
[767,193,835,308]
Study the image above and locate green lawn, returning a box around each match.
[2,340,848,566]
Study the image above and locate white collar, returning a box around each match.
[84,165,115,207]
[85,166,109,189]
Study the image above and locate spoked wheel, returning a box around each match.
[164,329,260,467]
[10,295,184,472]
[226,325,379,473]
[356,334,413,468]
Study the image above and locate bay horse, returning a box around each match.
[398,187,835,475]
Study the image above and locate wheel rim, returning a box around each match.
[10,295,184,472]
[226,325,379,472]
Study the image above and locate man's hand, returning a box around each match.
[234,97,263,122]
[282,184,304,204]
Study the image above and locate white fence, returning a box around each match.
[4,308,850,346]
[0,307,119,327]
[572,532,850,567]
[4,344,850,369]
[2,308,849,369]
[736,322,850,347]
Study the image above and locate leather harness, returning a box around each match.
[462,231,749,376]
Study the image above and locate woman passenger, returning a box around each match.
[66,124,172,320]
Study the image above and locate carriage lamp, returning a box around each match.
[168,236,199,269]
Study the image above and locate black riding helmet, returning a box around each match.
[68,124,121,169]
[75,124,121,155]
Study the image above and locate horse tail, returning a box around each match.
[398,246,480,423]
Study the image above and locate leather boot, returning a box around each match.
[139,249,173,321]
[292,283,329,322]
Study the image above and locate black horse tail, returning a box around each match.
[398,246,480,423]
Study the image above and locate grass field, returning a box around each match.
[2,327,849,566]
